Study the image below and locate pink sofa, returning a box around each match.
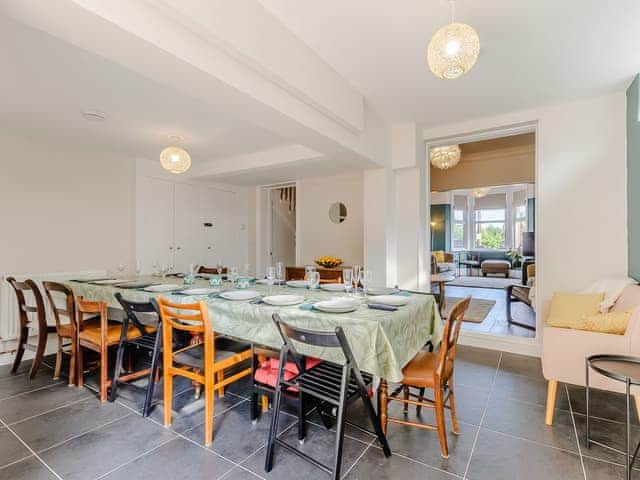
[542,284,640,425]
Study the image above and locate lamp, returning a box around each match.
[427,0,480,80]
[471,187,490,198]
[430,144,461,170]
[160,145,191,174]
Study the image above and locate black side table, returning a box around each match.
[586,354,640,480]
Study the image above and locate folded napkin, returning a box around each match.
[368,303,398,312]
[393,291,411,296]
[250,298,264,305]
[299,303,316,311]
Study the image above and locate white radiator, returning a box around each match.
[0,270,106,341]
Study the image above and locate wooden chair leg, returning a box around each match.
[29,327,48,380]
[164,371,173,427]
[11,327,28,374]
[403,386,409,414]
[204,381,215,446]
[68,337,76,386]
[261,394,269,412]
[448,384,460,434]
[100,345,108,402]
[434,386,449,458]
[416,387,426,415]
[216,371,225,397]
[379,379,389,436]
[53,336,63,380]
[77,345,84,388]
[634,396,640,422]
[545,380,558,426]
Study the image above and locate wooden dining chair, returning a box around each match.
[75,297,143,401]
[265,314,391,480]
[42,281,81,385]
[6,277,51,379]
[197,266,228,275]
[379,296,471,459]
[156,296,252,446]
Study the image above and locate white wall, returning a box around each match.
[422,92,628,329]
[0,132,136,277]
[297,173,364,267]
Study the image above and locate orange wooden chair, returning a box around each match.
[75,297,150,401]
[156,296,252,446]
[379,296,471,458]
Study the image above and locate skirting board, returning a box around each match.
[459,330,541,357]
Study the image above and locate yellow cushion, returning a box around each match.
[433,251,445,263]
[577,311,633,335]
[546,293,604,328]
[527,264,536,278]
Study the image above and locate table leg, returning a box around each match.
[439,281,446,314]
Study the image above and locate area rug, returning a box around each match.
[443,297,496,323]
[447,275,520,289]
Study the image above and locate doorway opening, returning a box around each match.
[428,128,537,348]
[267,184,297,270]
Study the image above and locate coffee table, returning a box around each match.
[586,354,640,479]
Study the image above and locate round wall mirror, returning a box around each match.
[329,202,347,224]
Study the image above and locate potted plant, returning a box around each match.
[506,249,522,268]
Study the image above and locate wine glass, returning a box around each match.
[352,265,362,292]
[229,266,238,285]
[152,260,159,276]
[342,268,353,296]
[266,266,276,295]
[135,260,142,277]
[360,270,372,296]
[308,271,320,290]
[217,260,224,274]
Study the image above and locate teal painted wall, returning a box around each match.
[430,204,451,251]
[628,75,640,280]
[527,198,535,232]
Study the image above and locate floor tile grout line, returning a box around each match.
[0,452,33,472]
[566,383,588,480]
[0,415,63,480]
[339,436,376,479]
[478,425,582,456]
[462,351,502,479]
[367,442,465,479]
[218,463,265,480]
[0,379,66,402]
[36,411,134,455]
[92,435,178,480]
[6,395,92,427]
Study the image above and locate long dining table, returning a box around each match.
[65,276,442,382]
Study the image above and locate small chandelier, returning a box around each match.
[427,1,480,80]
[160,138,191,174]
[430,144,461,170]
[471,187,490,198]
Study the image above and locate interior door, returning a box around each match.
[200,187,231,268]
[270,188,296,267]
[137,176,175,273]
[173,182,203,272]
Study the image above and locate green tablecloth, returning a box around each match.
[66,277,442,382]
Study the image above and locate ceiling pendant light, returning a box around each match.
[471,187,490,198]
[427,0,480,80]
[160,135,191,174]
[430,144,461,170]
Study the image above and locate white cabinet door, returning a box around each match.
[173,183,203,272]
[137,176,175,273]
[200,187,234,268]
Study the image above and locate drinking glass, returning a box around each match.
[183,274,195,286]
[117,263,127,276]
[360,270,372,296]
[135,260,142,276]
[304,265,316,280]
[308,271,320,290]
[209,275,222,287]
[266,266,276,294]
[342,269,353,295]
[243,263,252,277]
[217,260,224,274]
[275,262,285,284]
[229,266,239,285]
[353,265,362,292]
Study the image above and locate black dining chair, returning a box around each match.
[265,314,391,480]
[110,293,162,416]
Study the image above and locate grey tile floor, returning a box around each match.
[0,346,632,479]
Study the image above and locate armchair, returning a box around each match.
[432,250,455,274]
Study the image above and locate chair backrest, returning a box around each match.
[75,296,109,344]
[114,293,158,336]
[271,313,358,373]
[197,266,227,275]
[6,277,47,332]
[43,281,75,333]
[437,296,471,379]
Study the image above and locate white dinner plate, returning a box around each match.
[220,290,260,301]
[286,280,308,288]
[313,298,360,314]
[320,283,345,292]
[366,286,399,296]
[263,294,305,306]
[144,284,181,292]
[181,288,220,296]
[91,279,129,285]
[368,295,410,307]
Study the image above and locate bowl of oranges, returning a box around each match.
[315,256,343,268]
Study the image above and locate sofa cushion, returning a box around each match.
[546,292,604,328]
[572,310,632,335]
[433,250,446,263]
[611,284,640,312]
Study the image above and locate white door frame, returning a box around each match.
[256,181,299,276]
[425,121,541,357]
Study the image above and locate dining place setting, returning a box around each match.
[5,259,471,480]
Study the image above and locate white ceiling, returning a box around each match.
[259,0,640,126]
[0,15,285,162]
